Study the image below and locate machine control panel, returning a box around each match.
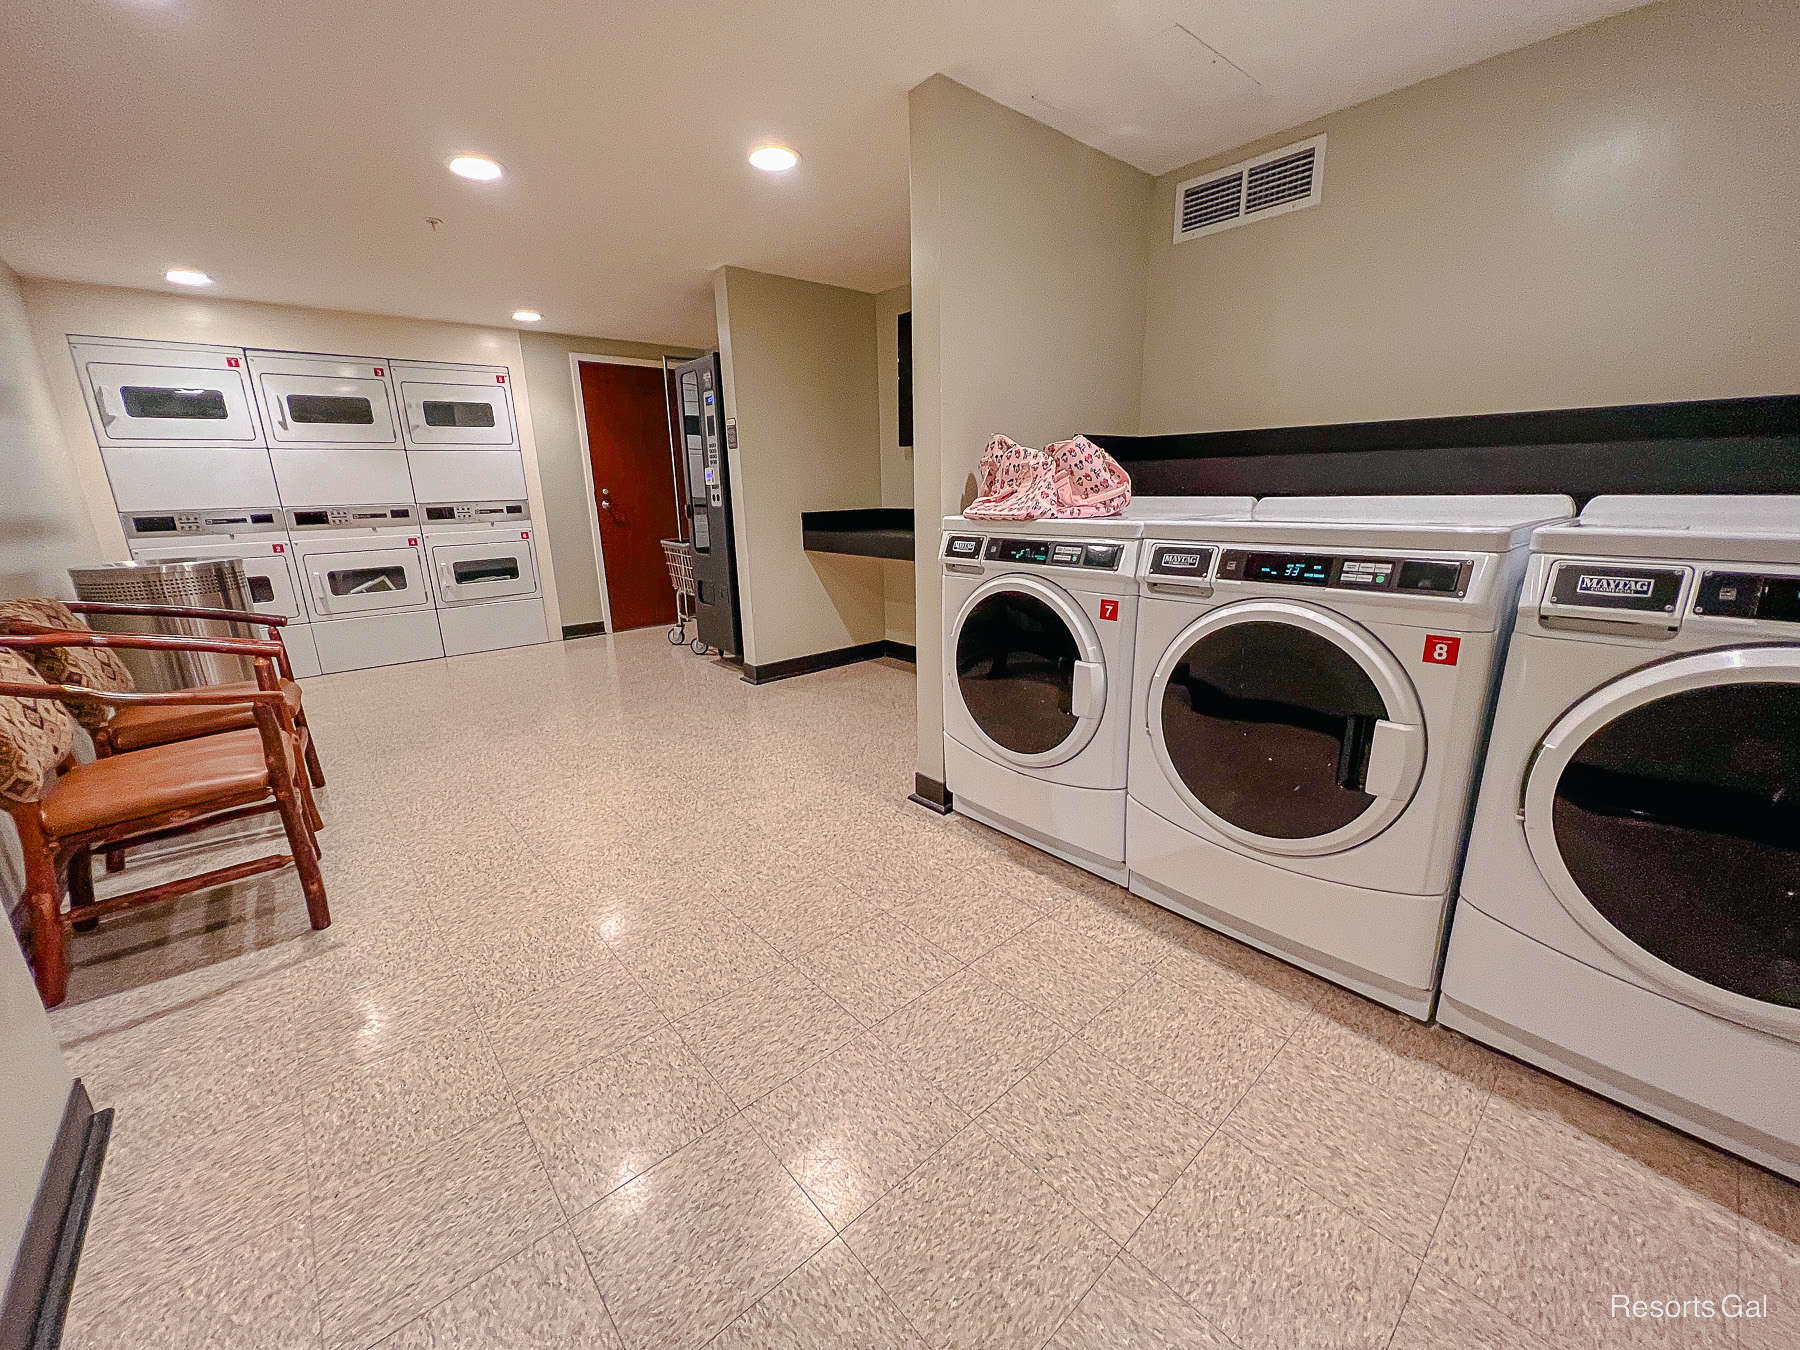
[1693,571,1800,624]
[121,510,283,538]
[1546,562,1685,615]
[960,536,1123,570]
[286,503,420,530]
[1218,549,1470,596]
[1146,545,1215,578]
[420,500,528,523]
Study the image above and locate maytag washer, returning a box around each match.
[941,498,1254,883]
[1128,495,1573,1018]
[286,503,444,673]
[1440,495,1800,1179]
[420,500,549,656]
[121,507,320,677]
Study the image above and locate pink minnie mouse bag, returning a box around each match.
[965,435,1059,520]
[1047,436,1132,518]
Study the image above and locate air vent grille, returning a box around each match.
[1173,134,1326,242]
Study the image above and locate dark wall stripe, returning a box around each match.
[2,1082,111,1350]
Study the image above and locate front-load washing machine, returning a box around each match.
[288,503,445,673]
[941,498,1254,883]
[1127,495,1574,1018]
[1439,495,1800,1179]
[420,500,549,656]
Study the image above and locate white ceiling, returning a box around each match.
[0,0,1645,348]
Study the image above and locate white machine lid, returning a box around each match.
[1148,493,1573,552]
[1537,494,1800,565]
[946,495,1253,540]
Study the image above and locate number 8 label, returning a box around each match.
[1423,634,1460,665]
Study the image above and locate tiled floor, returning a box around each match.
[49,631,1799,1350]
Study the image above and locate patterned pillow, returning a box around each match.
[0,599,135,731]
[0,649,76,804]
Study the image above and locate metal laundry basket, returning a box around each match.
[68,559,260,690]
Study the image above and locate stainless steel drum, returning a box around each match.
[68,560,260,690]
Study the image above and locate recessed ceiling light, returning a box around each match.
[448,154,504,182]
[748,144,800,173]
[512,310,542,323]
[164,267,212,287]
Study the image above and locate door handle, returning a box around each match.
[1363,719,1422,800]
[273,394,289,430]
[93,386,115,428]
[1070,660,1105,720]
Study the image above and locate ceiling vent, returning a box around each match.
[1173,134,1326,243]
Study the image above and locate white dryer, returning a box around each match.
[1128,495,1573,1018]
[246,350,413,506]
[389,360,526,503]
[420,500,549,656]
[941,498,1253,883]
[121,507,320,677]
[68,336,277,511]
[287,503,444,673]
[1440,495,1800,1180]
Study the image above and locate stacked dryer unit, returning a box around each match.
[1440,495,1800,1180]
[69,336,549,674]
[1125,495,1574,1019]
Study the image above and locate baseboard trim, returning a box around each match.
[1,1080,111,1350]
[880,640,916,664]
[740,641,887,685]
[908,773,953,814]
[560,621,607,640]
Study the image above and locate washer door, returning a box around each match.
[952,575,1106,768]
[1522,648,1800,1040]
[1148,600,1426,857]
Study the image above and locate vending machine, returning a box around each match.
[669,353,742,659]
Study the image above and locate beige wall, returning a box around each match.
[713,266,885,669]
[907,76,1153,785]
[874,284,915,647]
[1139,0,1800,434]
[517,330,700,632]
[18,279,563,633]
[0,928,72,1301]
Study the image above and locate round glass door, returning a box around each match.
[1523,650,1800,1038]
[1149,600,1425,857]
[953,577,1103,767]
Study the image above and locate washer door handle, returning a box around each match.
[1364,719,1422,800]
[1070,659,1105,720]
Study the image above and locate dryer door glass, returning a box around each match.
[956,590,1082,756]
[1550,681,1800,1010]
[1161,620,1390,839]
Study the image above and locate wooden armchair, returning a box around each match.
[0,634,329,1007]
[0,597,325,789]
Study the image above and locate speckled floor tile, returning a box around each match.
[313,1112,561,1350]
[1129,1133,1418,1350]
[573,1115,834,1350]
[973,918,1148,1031]
[1045,887,1193,967]
[600,904,789,1021]
[982,1036,1212,1244]
[749,1032,967,1228]
[874,966,1067,1113]
[1047,1253,1235,1350]
[479,954,666,1097]
[844,1124,1116,1350]
[519,1027,733,1215]
[674,963,861,1105]
[63,1212,318,1350]
[882,870,1038,962]
[302,1029,513,1204]
[372,1228,622,1349]
[1740,1202,1800,1350]
[1387,1269,1557,1350]
[793,913,963,1025]
[1078,970,1287,1123]
[1429,1136,1737,1348]
[711,1239,926,1350]
[1223,1040,1475,1253]
[725,866,886,957]
[1150,918,1324,1034]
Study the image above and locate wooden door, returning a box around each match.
[579,361,681,631]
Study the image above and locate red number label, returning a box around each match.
[226,356,240,367]
[408,537,419,547]
[373,367,383,376]
[271,543,284,553]
[1423,635,1460,665]
[521,530,530,539]
[1099,599,1119,621]
[496,374,506,383]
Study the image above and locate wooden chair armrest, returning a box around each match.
[64,600,290,628]
[0,680,288,708]
[0,628,285,660]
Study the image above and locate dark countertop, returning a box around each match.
[801,508,914,561]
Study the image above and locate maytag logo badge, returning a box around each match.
[1576,574,1655,598]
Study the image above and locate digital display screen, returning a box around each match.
[1397,560,1462,594]
[1758,578,1800,623]
[986,538,1051,565]
[1244,552,1331,586]
[132,515,178,533]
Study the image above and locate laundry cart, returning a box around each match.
[660,538,706,653]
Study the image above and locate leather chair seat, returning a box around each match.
[103,680,303,753]
[42,728,296,835]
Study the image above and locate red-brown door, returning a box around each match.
[579,361,681,632]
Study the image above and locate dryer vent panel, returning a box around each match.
[1173,134,1325,243]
